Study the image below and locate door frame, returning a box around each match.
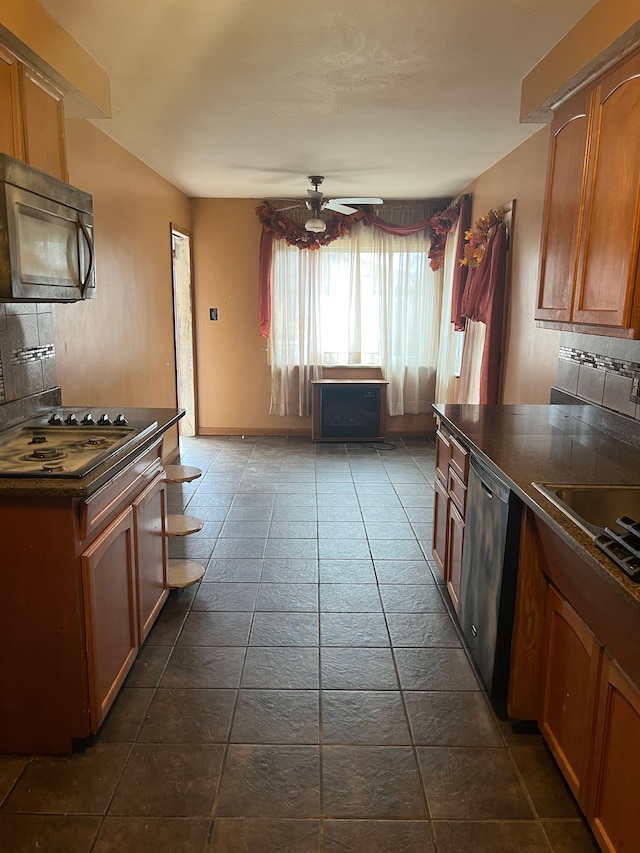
[170,223,198,436]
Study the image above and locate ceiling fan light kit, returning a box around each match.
[277,176,384,231]
[304,216,327,233]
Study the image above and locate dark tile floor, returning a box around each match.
[0,436,600,852]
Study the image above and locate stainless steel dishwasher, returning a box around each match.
[458,454,522,710]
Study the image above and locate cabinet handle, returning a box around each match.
[78,214,94,297]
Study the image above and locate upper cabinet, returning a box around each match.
[0,43,67,182]
[536,47,640,338]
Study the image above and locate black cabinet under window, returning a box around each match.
[311,380,388,441]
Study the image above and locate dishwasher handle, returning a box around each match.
[480,481,494,499]
[469,454,510,504]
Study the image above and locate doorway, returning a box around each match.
[171,226,197,436]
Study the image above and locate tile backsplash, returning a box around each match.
[555,332,640,420]
[0,303,58,406]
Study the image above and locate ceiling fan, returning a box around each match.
[277,176,383,233]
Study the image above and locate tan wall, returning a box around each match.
[521,0,640,121]
[52,118,192,456]
[464,128,561,404]
[192,198,305,435]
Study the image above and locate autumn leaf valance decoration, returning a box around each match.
[427,203,461,271]
[461,207,507,268]
[255,202,365,250]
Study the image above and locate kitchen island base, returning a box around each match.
[0,439,168,755]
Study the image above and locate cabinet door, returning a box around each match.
[435,428,451,484]
[0,44,23,159]
[446,501,464,614]
[536,89,591,323]
[588,656,640,853]
[573,50,640,331]
[18,64,67,181]
[540,584,601,806]
[134,472,168,644]
[432,475,449,581]
[82,507,138,730]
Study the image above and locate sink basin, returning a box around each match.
[532,483,640,538]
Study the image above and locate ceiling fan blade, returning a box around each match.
[275,204,304,212]
[331,197,384,205]
[323,201,357,215]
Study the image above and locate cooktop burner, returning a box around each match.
[0,410,158,478]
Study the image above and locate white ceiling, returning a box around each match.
[39,0,597,201]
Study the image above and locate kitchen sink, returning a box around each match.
[532,483,640,538]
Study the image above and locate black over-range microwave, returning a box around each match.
[0,154,95,302]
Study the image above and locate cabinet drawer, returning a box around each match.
[449,435,469,482]
[448,467,467,517]
[80,440,163,540]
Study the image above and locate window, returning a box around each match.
[269,212,443,417]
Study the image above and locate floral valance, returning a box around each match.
[461,207,507,268]
[427,202,462,271]
[255,202,365,250]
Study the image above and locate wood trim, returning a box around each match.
[507,506,548,720]
[0,42,24,158]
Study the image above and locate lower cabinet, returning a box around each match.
[0,439,168,754]
[447,501,464,612]
[540,584,601,806]
[540,582,640,850]
[432,422,468,610]
[82,507,139,730]
[432,474,449,577]
[133,472,169,644]
[589,656,640,853]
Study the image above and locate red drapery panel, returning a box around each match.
[361,212,431,236]
[460,222,507,404]
[451,194,471,330]
[258,228,273,338]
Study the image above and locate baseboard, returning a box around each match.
[192,427,435,441]
[197,427,311,437]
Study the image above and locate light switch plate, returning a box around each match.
[630,371,640,403]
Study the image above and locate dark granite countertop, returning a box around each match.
[433,403,640,613]
[0,407,183,499]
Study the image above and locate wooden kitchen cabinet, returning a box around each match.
[0,439,168,754]
[447,499,465,612]
[536,89,591,324]
[540,583,601,806]
[432,473,449,577]
[432,422,469,610]
[134,471,169,644]
[510,508,640,851]
[541,583,640,850]
[588,655,640,853]
[0,41,67,180]
[536,46,640,337]
[82,506,138,731]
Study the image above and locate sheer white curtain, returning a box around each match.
[435,217,463,404]
[269,206,441,416]
[457,320,485,403]
[367,210,442,416]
